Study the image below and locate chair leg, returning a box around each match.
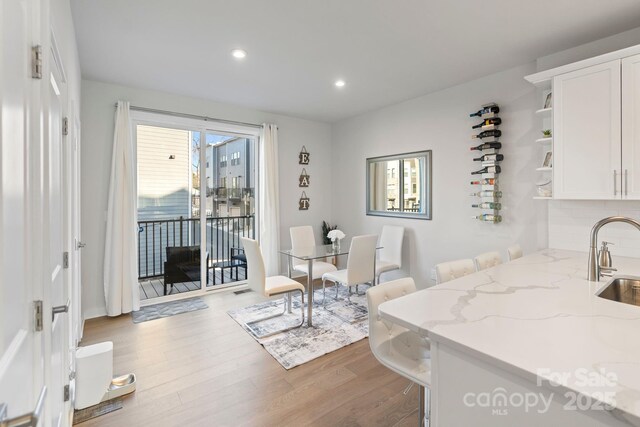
[245,289,305,339]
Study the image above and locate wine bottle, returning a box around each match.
[472,117,502,129]
[471,130,502,139]
[470,190,503,197]
[470,178,496,185]
[473,214,502,223]
[472,202,502,210]
[470,142,502,151]
[471,165,501,175]
[473,154,504,162]
[469,106,500,118]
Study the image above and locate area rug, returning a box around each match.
[228,288,369,369]
[132,297,208,323]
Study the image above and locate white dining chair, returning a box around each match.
[290,226,337,300]
[375,225,404,283]
[322,234,377,320]
[507,244,523,261]
[240,237,305,338]
[435,259,476,284]
[367,278,431,426]
[474,251,503,271]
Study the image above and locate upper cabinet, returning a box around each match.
[553,60,621,199]
[526,45,640,200]
[622,53,640,200]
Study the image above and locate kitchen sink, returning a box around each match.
[597,276,640,307]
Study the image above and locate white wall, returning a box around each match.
[331,63,548,288]
[538,28,640,259]
[81,80,332,318]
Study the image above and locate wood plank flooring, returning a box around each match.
[78,289,419,426]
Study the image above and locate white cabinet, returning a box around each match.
[553,60,621,199]
[622,53,640,199]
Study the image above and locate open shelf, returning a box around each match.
[535,107,552,115]
[533,196,553,200]
[536,137,553,144]
[536,167,552,171]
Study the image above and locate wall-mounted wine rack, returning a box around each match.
[469,102,503,224]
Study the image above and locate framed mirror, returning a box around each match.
[366,150,432,220]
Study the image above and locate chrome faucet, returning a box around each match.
[588,216,640,281]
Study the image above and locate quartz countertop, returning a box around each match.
[378,249,640,424]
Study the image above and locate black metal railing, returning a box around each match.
[137,214,255,280]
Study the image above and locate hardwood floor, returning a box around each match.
[77,289,419,427]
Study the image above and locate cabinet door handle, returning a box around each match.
[625,169,629,196]
[614,170,618,196]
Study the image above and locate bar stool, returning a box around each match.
[434,259,475,284]
[507,244,523,261]
[474,251,503,271]
[367,278,431,426]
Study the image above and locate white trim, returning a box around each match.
[130,110,261,137]
[525,43,640,87]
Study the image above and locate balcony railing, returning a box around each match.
[137,215,255,280]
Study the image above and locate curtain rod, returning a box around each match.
[116,103,264,129]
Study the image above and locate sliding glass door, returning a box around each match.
[134,113,258,303]
[203,132,256,288]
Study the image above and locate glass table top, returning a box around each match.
[279,239,381,261]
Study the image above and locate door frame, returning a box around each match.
[130,110,259,306]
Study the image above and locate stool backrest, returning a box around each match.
[366,277,417,353]
[474,251,503,271]
[508,244,523,261]
[435,259,475,284]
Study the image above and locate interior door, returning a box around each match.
[622,53,640,199]
[47,62,69,426]
[0,0,47,423]
[553,60,622,199]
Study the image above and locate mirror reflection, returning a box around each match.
[367,151,432,220]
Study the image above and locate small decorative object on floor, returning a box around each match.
[131,297,208,323]
[327,229,345,252]
[469,102,503,224]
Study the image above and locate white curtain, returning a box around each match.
[259,124,281,276]
[104,101,140,316]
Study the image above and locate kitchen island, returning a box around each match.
[379,249,640,426]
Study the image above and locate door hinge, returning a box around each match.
[63,251,69,269]
[62,117,69,136]
[63,385,70,402]
[32,45,43,79]
[34,300,43,332]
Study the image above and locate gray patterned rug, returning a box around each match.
[228,287,369,369]
[132,297,209,323]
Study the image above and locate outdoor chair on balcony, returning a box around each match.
[164,246,209,295]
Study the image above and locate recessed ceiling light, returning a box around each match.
[231,49,247,59]
[335,79,346,88]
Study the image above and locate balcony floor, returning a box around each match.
[139,268,247,301]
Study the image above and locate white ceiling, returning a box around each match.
[71,0,640,122]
